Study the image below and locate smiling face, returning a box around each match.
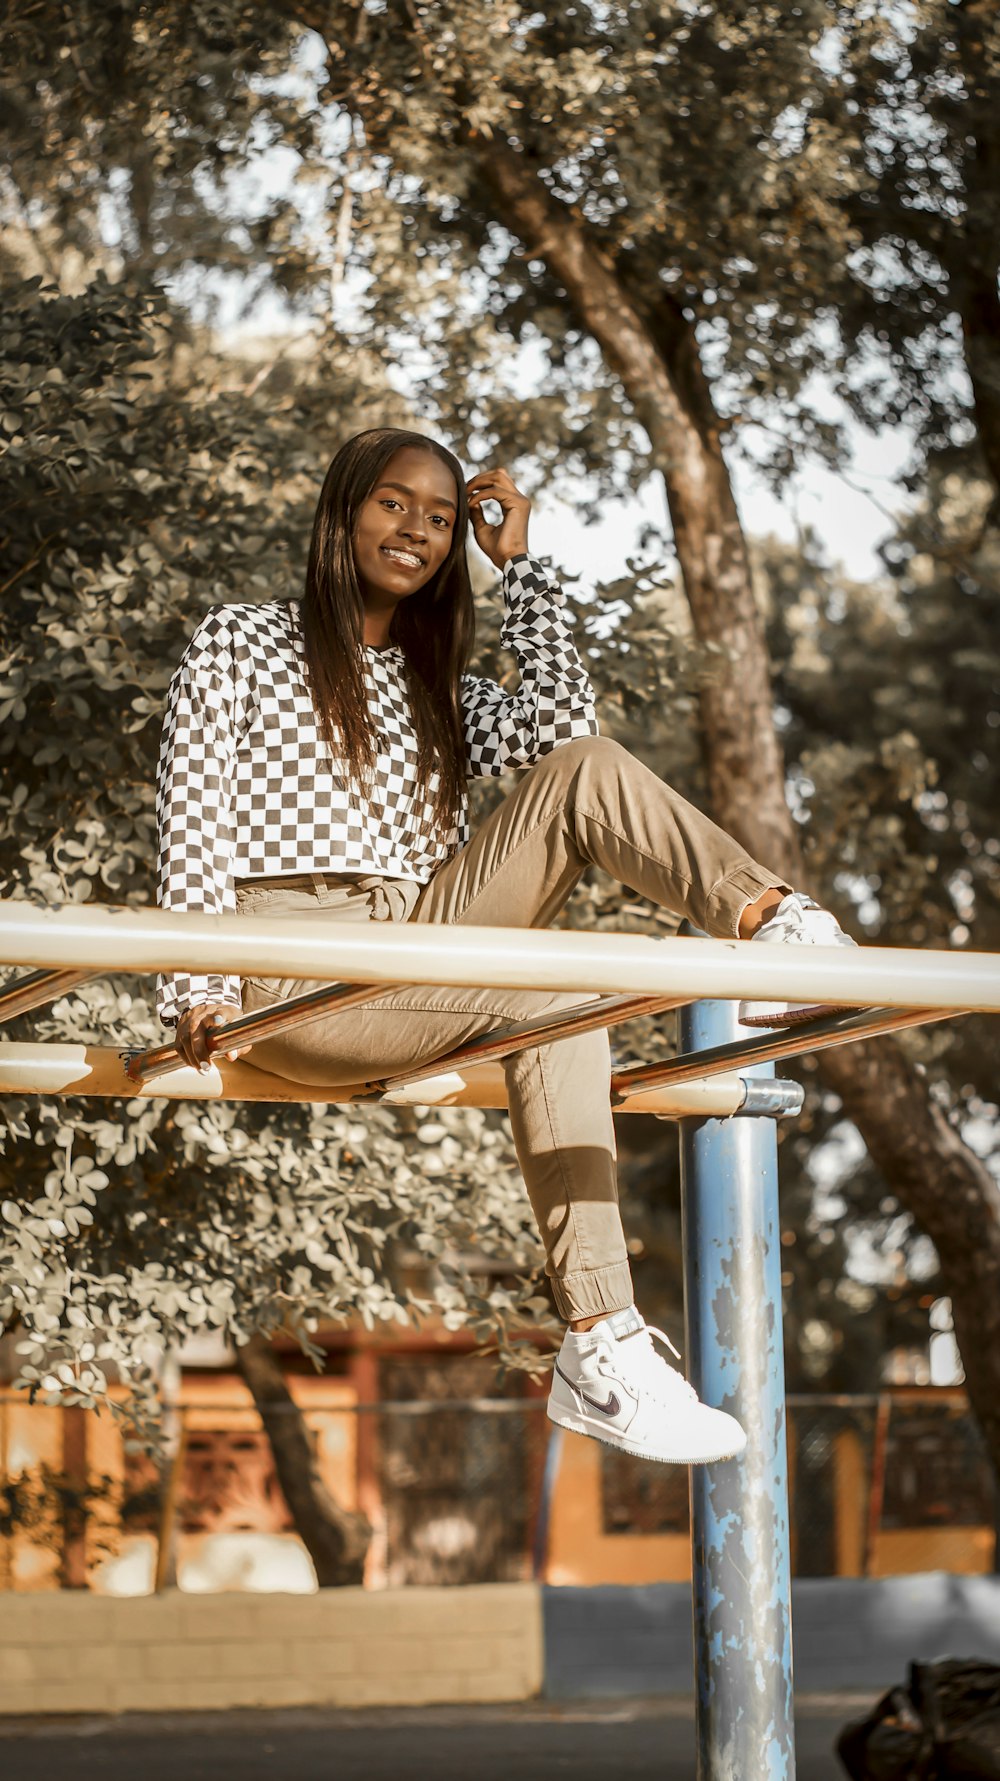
[352,446,460,642]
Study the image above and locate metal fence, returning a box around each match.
[2,1388,996,1591]
[598,1392,998,1578]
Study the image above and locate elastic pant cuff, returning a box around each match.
[550,1260,635,1324]
[707,866,794,939]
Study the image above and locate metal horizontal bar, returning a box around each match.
[152,1399,554,1417]
[0,967,100,1022]
[784,1389,971,1407]
[125,978,408,1085]
[0,1388,966,1410]
[356,1398,544,1416]
[612,1004,957,1102]
[0,1043,755,1119]
[373,990,692,1100]
[0,898,996,1012]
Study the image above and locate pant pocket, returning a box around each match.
[241,975,283,1008]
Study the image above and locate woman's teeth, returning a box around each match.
[382,547,423,568]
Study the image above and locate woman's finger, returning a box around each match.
[471,492,515,518]
[466,468,515,493]
[177,1016,195,1070]
[467,483,515,503]
[204,1010,249,1066]
[192,1011,215,1071]
[222,1027,250,1062]
[203,1012,232,1071]
[178,1008,231,1071]
[196,1024,213,1070]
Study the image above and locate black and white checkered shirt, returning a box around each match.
[154,553,598,1026]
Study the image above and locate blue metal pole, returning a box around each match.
[679,995,796,1780]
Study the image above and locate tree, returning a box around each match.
[838,1,1000,500]
[760,474,1000,1382]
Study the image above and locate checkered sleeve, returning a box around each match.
[154,608,249,1028]
[462,553,599,777]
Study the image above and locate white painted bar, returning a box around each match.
[0,899,994,1012]
[0,1043,750,1117]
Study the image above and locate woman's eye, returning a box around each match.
[379,497,449,525]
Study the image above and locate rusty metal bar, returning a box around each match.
[130,981,691,1094]
[611,1004,957,1103]
[372,990,692,1099]
[0,967,99,1022]
[124,978,409,1084]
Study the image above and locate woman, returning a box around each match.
[155,426,855,1467]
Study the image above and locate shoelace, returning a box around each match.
[597,1324,700,1406]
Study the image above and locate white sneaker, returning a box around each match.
[547,1306,746,1466]
[738,891,859,1028]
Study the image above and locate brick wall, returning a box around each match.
[0,1584,543,1715]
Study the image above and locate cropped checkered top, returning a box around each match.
[154,552,599,1026]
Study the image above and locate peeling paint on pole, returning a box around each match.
[679,997,796,1780]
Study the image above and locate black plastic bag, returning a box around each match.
[837,1660,1000,1779]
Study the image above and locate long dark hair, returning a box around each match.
[299,427,475,832]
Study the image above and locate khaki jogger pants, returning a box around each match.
[236,736,788,1322]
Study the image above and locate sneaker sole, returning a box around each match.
[737,1001,863,1029]
[546,1400,746,1467]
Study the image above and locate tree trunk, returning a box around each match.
[467,136,1000,1478]
[959,252,1000,502]
[479,141,796,875]
[235,1335,370,1586]
[817,1039,1000,1466]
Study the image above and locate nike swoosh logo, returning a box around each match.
[555,1362,621,1417]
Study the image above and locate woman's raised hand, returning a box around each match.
[466,466,531,571]
[175,1002,253,1072]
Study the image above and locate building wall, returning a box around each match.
[0,1583,543,1715]
[0,1398,63,1592]
[545,1425,691,1585]
[543,1574,1000,1697]
[4,1574,1000,1713]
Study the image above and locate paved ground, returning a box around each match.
[0,1696,869,1779]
